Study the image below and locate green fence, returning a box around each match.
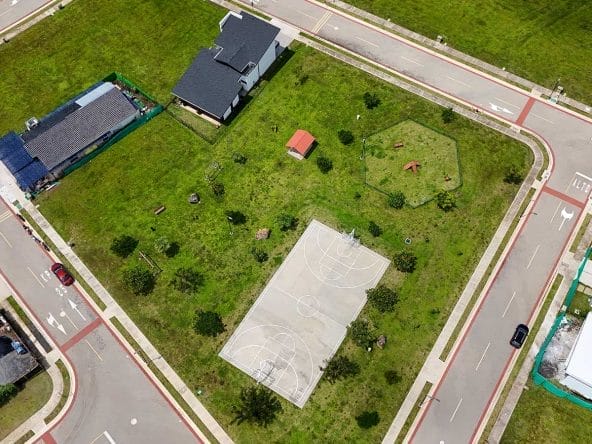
[531,247,592,410]
[62,73,163,176]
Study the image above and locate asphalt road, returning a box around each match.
[0,199,200,443]
[243,0,592,442]
[0,0,49,33]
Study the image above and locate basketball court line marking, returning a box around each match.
[274,286,343,328]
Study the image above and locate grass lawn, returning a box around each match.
[341,0,592,105]
[0,370,52,441]
[569,288,591,320]
[501,381,592,443]
[0,0,531,441]
[364,120,460,206]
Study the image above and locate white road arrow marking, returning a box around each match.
[68,298,87,321]
[47,312,66,335]
[489,103,515,115]
[558,208,574,231]
[11,0,19,6]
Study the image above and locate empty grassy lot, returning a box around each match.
[0,1,531,441]
[342,0,592,104]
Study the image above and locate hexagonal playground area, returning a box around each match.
[364,120,460,206]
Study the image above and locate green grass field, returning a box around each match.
[0,370,52,441]
[0,1,531,441]
[365,120,460,206]
[342,0,592,105]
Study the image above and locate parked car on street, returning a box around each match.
[51,263,74,286]
[510,323,529,348]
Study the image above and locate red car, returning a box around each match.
[50,263,74,286]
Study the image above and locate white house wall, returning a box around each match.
[561,375,592,400]
[232,94,240,107]
[258,41,278,78]
[240,65,259,92]
[222,106,232,121]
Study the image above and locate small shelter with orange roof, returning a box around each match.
[286,129,316,160]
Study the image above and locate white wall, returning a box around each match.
[222,105,232,121]
[561,375,592,400]
[232,94,240,107]
[257,40,278,78]
[239,64,259,92]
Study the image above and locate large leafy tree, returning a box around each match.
[366,285,399,312]
[110,235,138,258]
[320,355,360,383]
[232,386,283,427]
[193,310,225,337]
[171,267,204,294]
[122,265,155,295]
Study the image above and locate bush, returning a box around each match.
[193,310,225,337]
[226,210,247,225]
[366,285,399,312]
[337,129,354,145]
[388,191,406,209]
[122,265,155,295]
[232,152,248,164]
[0,384,18,405]
[504,167,523,184]
[110,235,138,258]
[442,107,456,123]
[436,190,456,211]
[251,247,269,263]
[363,92,381,109]
[350,319,373,348]
[316,156,333,174]
[393,251,417,273]
[211,181,225,198]
[276,213,297,231]
[368,221,382,237]
[384,369,402,385]
[320,355,360,383]
[232,386,283,427]
[355,411,380,429]
[170,267,204,294]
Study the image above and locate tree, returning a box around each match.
[384,369,402,385]
[388,191,406,209]
[211,181,225,198]
[193,310,225,337]
[441,107,456,123]
[170,267,204,294]
[316,156,333,174]
[110,235,138,258]
[232,152,248,164]
[436,190,456,212]
[154,236,179,257]
[355,411,380,429]
[363,92,381,109]
[225,210,247,225]
[276,213,297,231]
[504,167,523,184]
[337,129,354,145]
[366,285,399,312]
[320,355,360,383]
[0,384,18,405]
[350,319,374,348]
[122,265,155,295]
[251,247,269,263]
[393,251,417,273]
[368,221,382,237]
[232,386,283,427]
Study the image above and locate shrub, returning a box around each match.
[251,247,269,263]
[211,181,225,198]
[122,265,155,295]
[366,285,399,312]
[363,92,381,109]
[0,384,18,405]
[110,235,138,258]
[316,156,333,174]
[350,319,374,348]
[232,152,248,164]
[368,221,382,237]
[276,213,297,231]
[388,191,406,209]
[193,310,225,337]
[170,267,204,294]
[232,386,283,427]
[226,210,247,225]
[320,355,360,383]
[436,190,456,212]
[441,107,456,123]
[504,167,523,184]
[337,129,354,145]
[384,369,402,385]
[355,411,380,429]
[393,251,417,273]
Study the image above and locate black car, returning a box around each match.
[510,324,529,348]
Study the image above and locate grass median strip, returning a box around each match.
[44,360,70,424]
[569,213,592,253]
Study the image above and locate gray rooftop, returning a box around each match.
[24,88,138,171]
[172,48,243,119]
[0,350,38,385]
[215,12,280,72]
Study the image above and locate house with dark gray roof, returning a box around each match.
[0,311,38,385]
[0,81,141,192]
[172,11,281,121]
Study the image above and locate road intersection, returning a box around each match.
[243,0,592,442]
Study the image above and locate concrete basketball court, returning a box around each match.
[219,219,390,407]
